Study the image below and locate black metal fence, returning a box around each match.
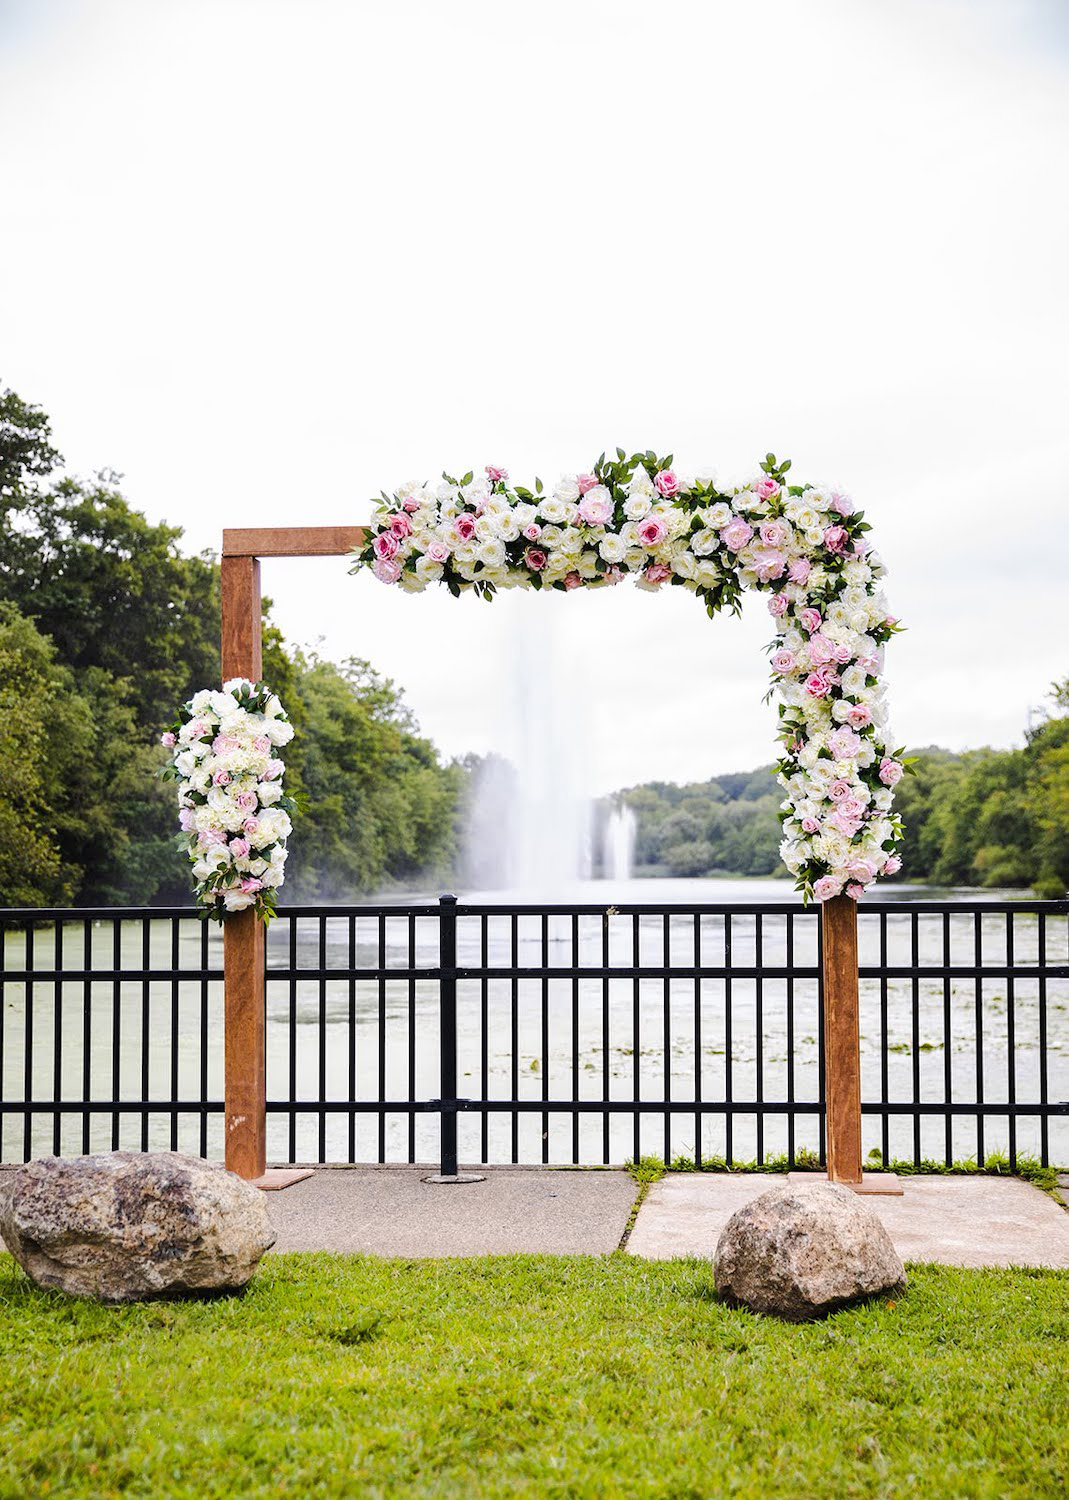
[2,898,1067,1171]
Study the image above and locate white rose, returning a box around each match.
[477,539,506,568]
[596,533,626,564]
[553,476,580,504]
[538,497,567,524]
[628,464,656,498]
[624,493,652,521]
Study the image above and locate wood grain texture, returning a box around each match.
[220,552,266,1178]
[821,894,863,1184]
[222,526,367,557]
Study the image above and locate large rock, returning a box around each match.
[714,1181,906,1320]
[0,1151,275,1302]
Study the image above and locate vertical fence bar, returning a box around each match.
[694,912,703,1168]
[601,911,610,1164]
[571,912,580,1166]
[288,915,298,1164]
[350,914,358,1163]
[198,921,209,1159]
[910,911,921,1169]
[632,913,641,1164]
[407,912,416,1165]
[318,913,327,1165]
[1038,911,1048,1166]
[755,912,764,1166]
[943,909,952,1167]
[880,910,889,1167]
[82,919,92,1155]
[23,923,34,1161]
[110,919,120,1152]
[510,912,519,1164]
[1006,911,1016,1170]
[540,912,549,1165]
[724,912,733,1165]
[439,895,458,1177]
[139,919,150,1153]
[378,911,387,1163]
[786,912,795,1166]
[53,921,64,1157]
[480,914,489,1165]
[974,910,985,1166]
[662,912,671,1164]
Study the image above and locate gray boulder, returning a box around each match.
[714,1181,905,1320]
[0,1151,275,1302]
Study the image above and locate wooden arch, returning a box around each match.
[221,525,879,1191]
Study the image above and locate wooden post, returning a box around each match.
[821,894,863,1184]
[220,555,267,1182]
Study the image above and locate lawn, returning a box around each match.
[2,1254,1067,1499]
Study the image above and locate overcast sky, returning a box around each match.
[2,0,1067,794]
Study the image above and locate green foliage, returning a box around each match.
[2,1254,1068,1498]
[0,385,468,907]
[608,767,786,878]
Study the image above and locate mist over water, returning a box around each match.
[462,600,593,896]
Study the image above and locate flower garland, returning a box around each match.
[350,450,906,901]
[160,679,295,921]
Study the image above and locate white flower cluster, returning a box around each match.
[161,679,295,921]
[353,451,905,901]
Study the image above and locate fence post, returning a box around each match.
[438,894,459,1177]
[821,894,863,1184]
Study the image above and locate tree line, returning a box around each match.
[614,689,1069,897]
[0,387,467,906]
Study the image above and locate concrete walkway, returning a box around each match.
[626,1172,1069,1268]
[265,1166,637,1257]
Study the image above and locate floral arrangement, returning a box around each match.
[159,679,295,921]
[350,450,906,901]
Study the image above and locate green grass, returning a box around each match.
[628,1150,1067,1196]
[2,1255,1068,1498]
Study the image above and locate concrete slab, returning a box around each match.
[627,1173,1069,1268]
[264,1167,638,1257]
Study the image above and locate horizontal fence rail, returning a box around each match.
[1,898,1067,1172]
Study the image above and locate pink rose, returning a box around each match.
[801,817,820,834]
[759,521,788,549]
[577,488,613,526]
[846,705,871,730]
[828,780,853,802]
[178,808,194,831]
[884,854,903,875]
[212,735,238,754]
[788,557,811,584]
[885,616,898,628]
[644,563,673,585]
[485,465,508,484]
[846,883,865,901]
[813,875,843,901]
[426,540,450,564]
[230,838,250,859]
[161,731,176,748]
[564,571,583,590]
[838,797,865,819]
[372,557,402,584]
[879,758,903,786]
[525,548,547,572]
[388,513,412,540]
[454,513,476,540]
[654,468,680,498]
[212,769,231,787]
[828,726,862,760]
[200,829,226,848]
[254,736,271,754]
[805,671,832,698]
[754,477,780,501]
[373,531,399,561]
[771,649,795,674]
[243,817,260,835]
[720,518,754,552]
[808,633,835,667]
[240,877,263,894]
[828,810,862,837]
[522,523,541,541]
[851,538,870,556]
[262,758,284,781]
[830,491,854,517]
[638,516,668,548]
[798,608,822,634]
[768,593,789,618]
[236,790,257,811]
[846,859,876,885]
[752,547,786,583]
[402,495,421,513]
[576,473,599,494]
[823,524,849,554]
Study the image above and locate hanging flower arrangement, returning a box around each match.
[350,449,907,901]
[159,679,295,922]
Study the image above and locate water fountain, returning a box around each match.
[603,802,637,883]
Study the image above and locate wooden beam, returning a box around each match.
[220,554,267,1181]
[821,894,863,1184]
[223,526,367,558]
